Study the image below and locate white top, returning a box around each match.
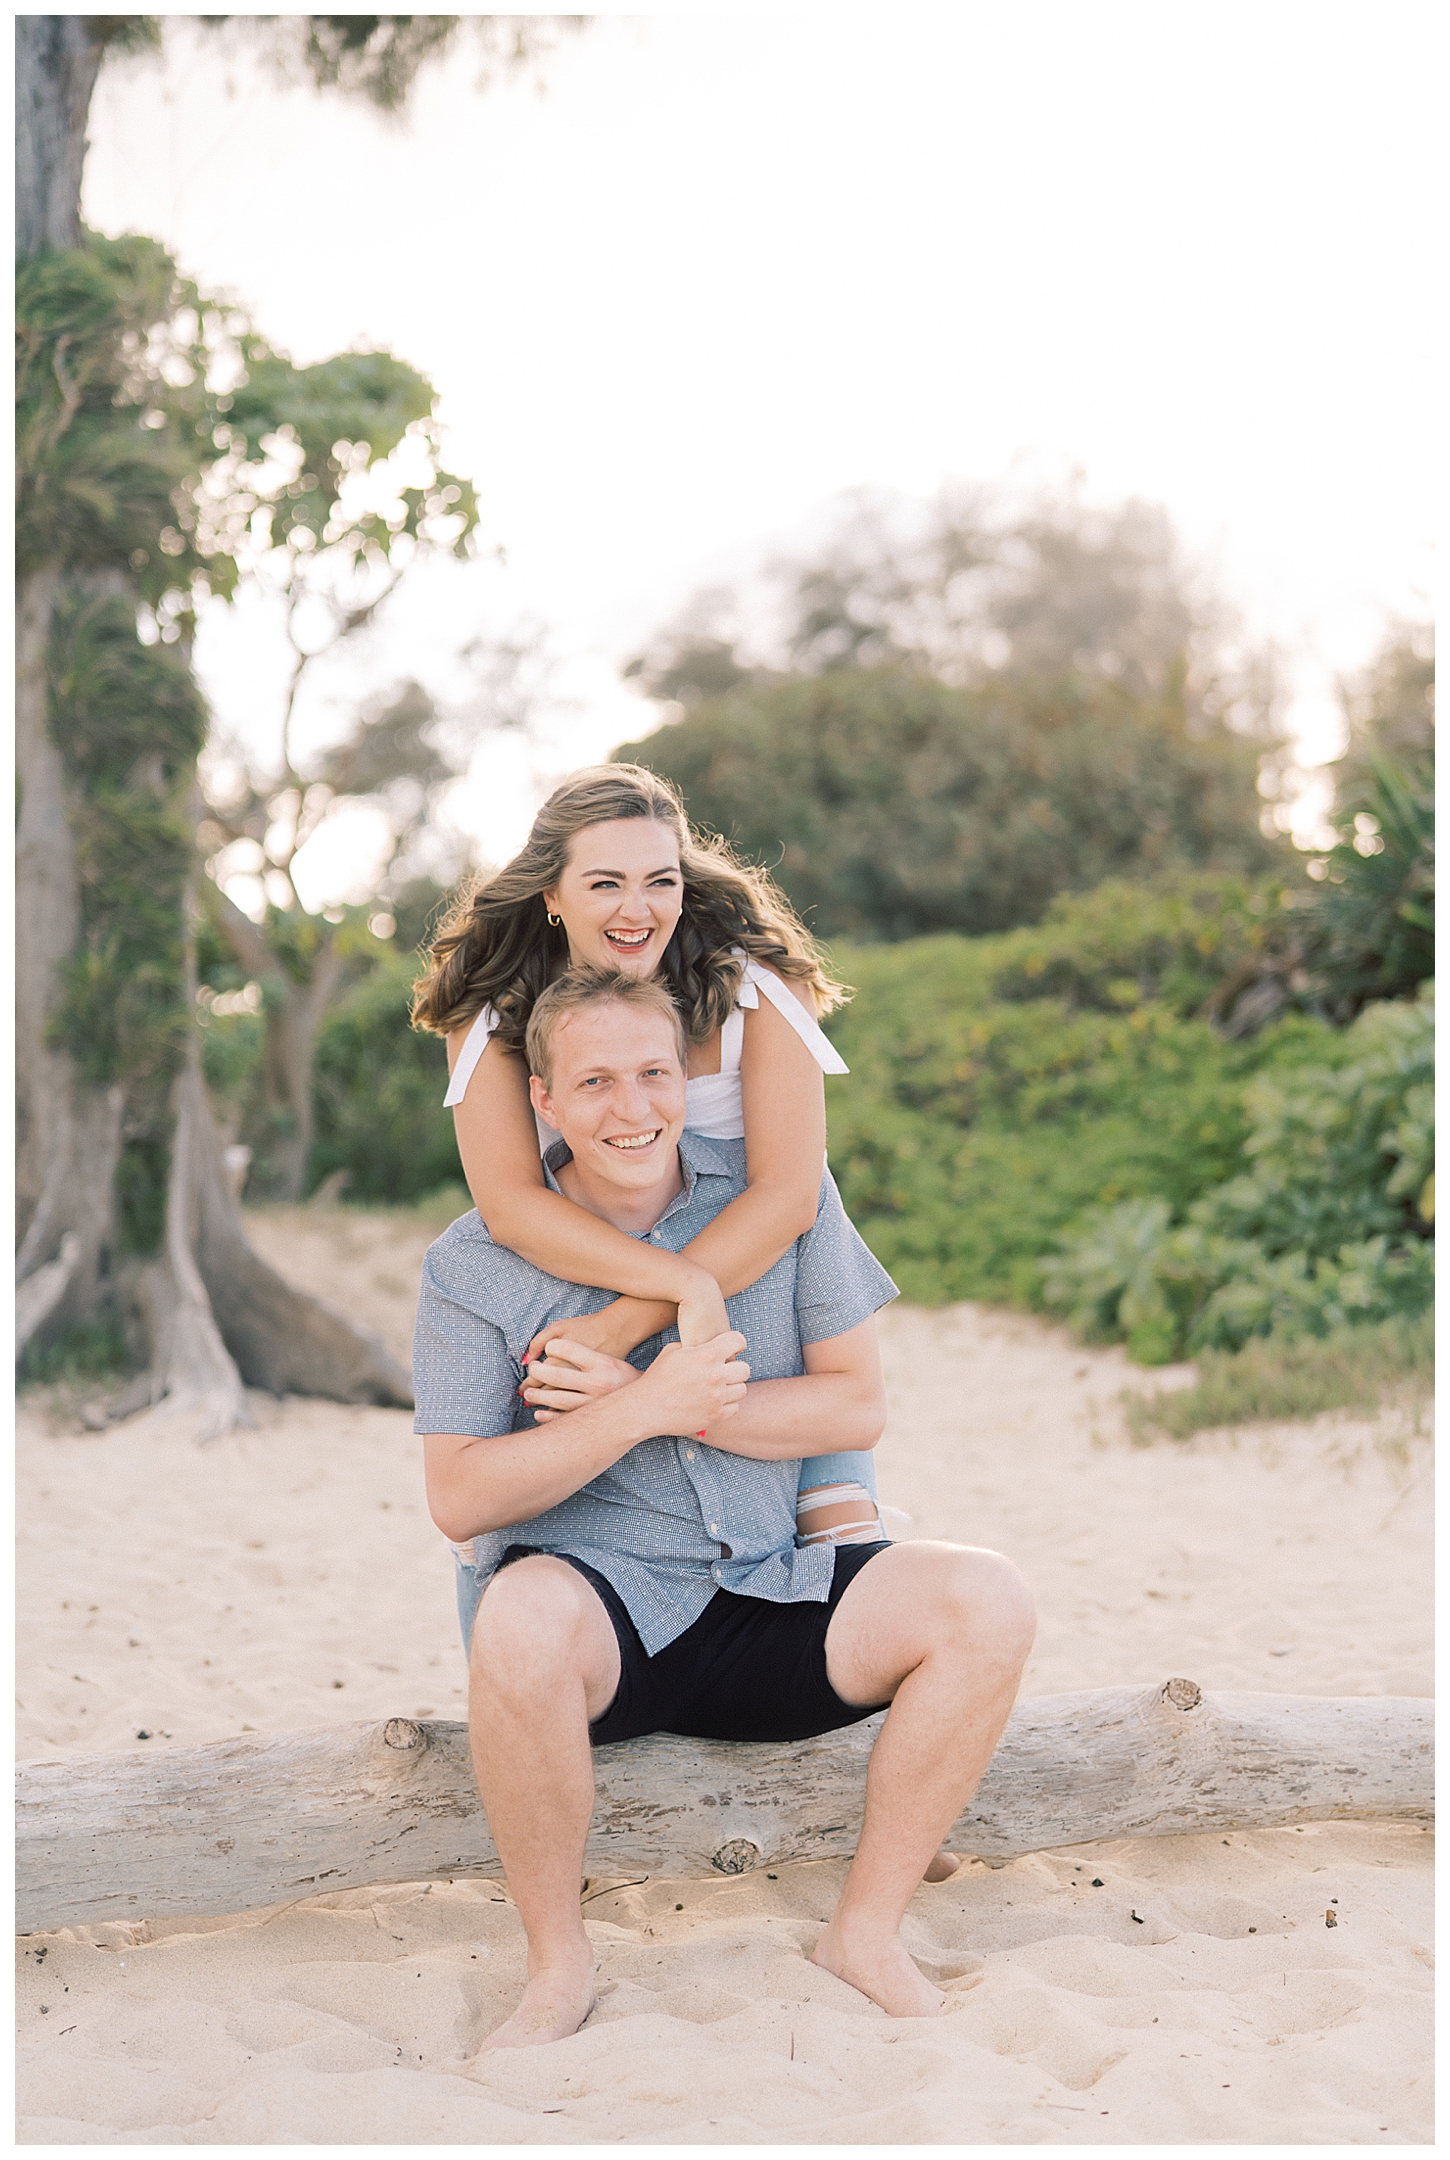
[442,956,848,1149]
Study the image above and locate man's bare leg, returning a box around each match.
[467,1556,621,2051]
[811,1540,1035,2017]
[795,1492,963,1889]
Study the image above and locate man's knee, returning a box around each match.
[470,1558,598,1691]
[939,1546,1036,1668]
[891,1542,1033,1674]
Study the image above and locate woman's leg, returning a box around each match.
[796,1451,883,1548]
[454,1542,483,1655]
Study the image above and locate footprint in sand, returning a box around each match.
[912,1950,987,2009]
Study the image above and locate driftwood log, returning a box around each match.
[16,1679,1431,1935]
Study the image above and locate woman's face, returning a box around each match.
[542,817,684,978]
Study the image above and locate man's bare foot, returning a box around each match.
[479,1948,596,2052]
[811,1918,945,2018]
[922,1849,963,1884]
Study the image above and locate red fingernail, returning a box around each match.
[697,1430,706,1440]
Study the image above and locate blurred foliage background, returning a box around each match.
[18,22,1430,1444]
[196,533,1432,1435]
[74,327,1412,1440]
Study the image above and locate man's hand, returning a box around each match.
[521,1337,640,1420]
[632,1331,750,1434]
[423,1330,747,1545]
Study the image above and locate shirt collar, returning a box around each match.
[541,1128,737,1231]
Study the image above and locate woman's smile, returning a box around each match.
[542,817,685,976]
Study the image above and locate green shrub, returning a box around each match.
[1194,991,1434,1255]
[1188,1237,1434,1353]
[1124,1312,1433,1441]
[617,666,1279,942]
[1313,752,1433,1016]
[822,930,1347,1308]
[18,1315,131,1386]
[1042,988,1434,1359]
[1037,1199,1227,1364]
[204,870,1433,1393]
[309,953,461,1203]
[984,871,1309,1018]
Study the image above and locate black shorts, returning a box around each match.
[498,1541,893,1746]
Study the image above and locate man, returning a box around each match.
[414,967,1034,2050]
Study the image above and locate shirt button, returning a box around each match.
[713,1567,722,1580]
[685,1449,696,1461]
[709,1522,718,1534]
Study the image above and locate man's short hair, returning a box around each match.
[526,967,688,1091]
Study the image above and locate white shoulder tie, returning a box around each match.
[442,1002,500,1108]
[736,958,849,1075]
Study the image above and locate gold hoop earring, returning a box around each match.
[546,912,562,927]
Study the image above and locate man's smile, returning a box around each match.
[601,1128,662,1151]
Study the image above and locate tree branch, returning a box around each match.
[15,1682,1433,1934]
[297,934,349,1031]
[290,781,338,859]
[203,879,282,984]
[328,560,405,645]
[278,601,310,787]
[48,333,84,448]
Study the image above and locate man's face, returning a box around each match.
[530,1001,687,1193]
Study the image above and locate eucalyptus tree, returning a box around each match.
[1311,621,1435,1018]
[618,485,1285,943]
[614,665,1281,945]
[628,481,1276,734]
[202,674,473,1204]
[193,349,478,1200]
[14,14,566,1432]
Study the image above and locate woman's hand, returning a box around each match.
[523,1266,728,1365]
[524,1298,671,1367]
[520,1337,641,1420]
[675,1273,730,1347]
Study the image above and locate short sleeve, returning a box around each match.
[792,1170,899,1346]
[412,1248,521,1438]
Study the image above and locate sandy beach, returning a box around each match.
[16,1204,1433,2144]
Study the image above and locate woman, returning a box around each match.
[411,763,882,1547]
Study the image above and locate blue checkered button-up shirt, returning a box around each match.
[412,1132,898,1653]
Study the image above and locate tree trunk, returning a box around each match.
[123,1058,255,1445]
[210,884,348,1202]
[102,1043,412,1437]
[16,23,128,1361]
[14,1681,1433,1934]
[263,937,348,1202]
[186,1056,413,1405]
[15,16,413,1425]
[15,566,126,1354]
[19,593,410,1420]
[15,16,104,258]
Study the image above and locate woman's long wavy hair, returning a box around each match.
[412,764,850,1052]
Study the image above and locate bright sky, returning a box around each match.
[85,5,1436,895]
